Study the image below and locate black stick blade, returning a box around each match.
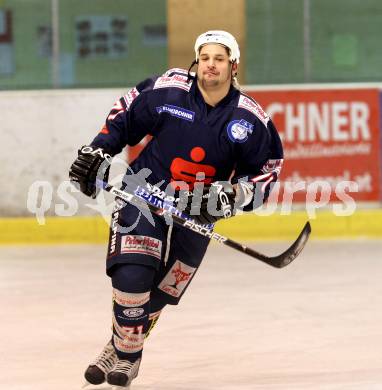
[270,221,312,268]
[242,221,312,268]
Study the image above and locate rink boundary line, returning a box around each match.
[0,216,109,245]
[215,209,382,240]
[0,210,381,245]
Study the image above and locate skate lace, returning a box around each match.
[92,341,117,371]
[113,359,138,375]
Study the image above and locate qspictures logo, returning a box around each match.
[26,149,363,228]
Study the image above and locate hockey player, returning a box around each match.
[69,30,283,388]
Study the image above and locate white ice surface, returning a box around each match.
[1,240,382,390]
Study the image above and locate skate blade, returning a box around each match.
[112,386,131,390]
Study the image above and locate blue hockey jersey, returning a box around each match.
[91,68,284,207]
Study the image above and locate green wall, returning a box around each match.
[0,0,52,88]
[59,0,167,88]
[0,0,167,89]
[310,0,382,82]
[246,0,382,84]
[246,0,305,84]
[1,0,381,89]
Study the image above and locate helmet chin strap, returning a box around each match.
[230,60,238,79]
[187,59,198,82]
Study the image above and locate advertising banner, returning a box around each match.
[246,88,381,203]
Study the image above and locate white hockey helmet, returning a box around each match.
[194,30,240,64]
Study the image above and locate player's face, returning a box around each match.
[197,44,234,89]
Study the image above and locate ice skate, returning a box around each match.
[107,358,141,388]
[83,340,118,386]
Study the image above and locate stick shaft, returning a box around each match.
[96,180,311,268]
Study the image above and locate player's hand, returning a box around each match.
[183,181,236,225]
[69,145,112,198]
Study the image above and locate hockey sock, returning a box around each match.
[111,264,155,360]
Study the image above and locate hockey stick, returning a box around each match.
[96,179,311,268]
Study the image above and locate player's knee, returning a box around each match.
[111,264,155,293]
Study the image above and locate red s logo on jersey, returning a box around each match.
[170,146,216,189]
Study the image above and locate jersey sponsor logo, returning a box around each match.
[238,95,270,127]
[113,289,150,307]
[158,260,196,298]
[120,235,162,260]
[156,104,195,122]
[107,88,139,122]
[123,87,139,110]
[170,146,216,189]
[113,333,144,354]
[153,73,192,91]
[226,119,254,143]
[123,307,145,318]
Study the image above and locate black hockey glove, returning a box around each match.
[182,181,236,225]
[69,145,112,198]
